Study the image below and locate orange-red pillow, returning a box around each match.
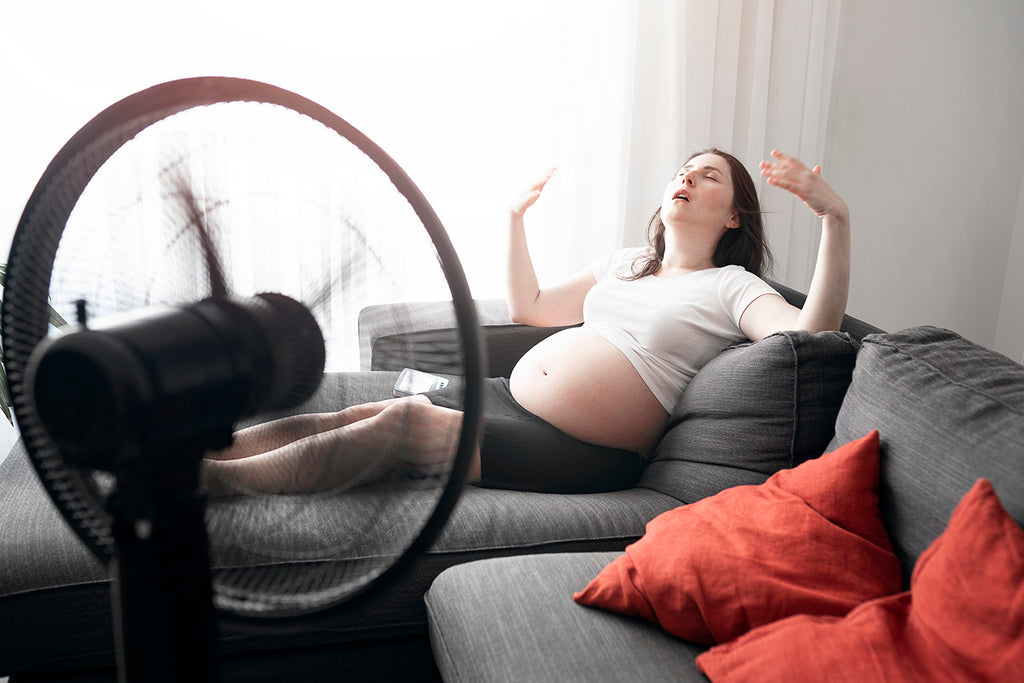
[696,479,1024,682]
[573,431,901,644]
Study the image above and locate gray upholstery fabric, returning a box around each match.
[829,326,1024,579]
[0,293,882,680]
[372,324,575,379]
[0,369,679,676]
[359,297,575,379]
[357,298,512,372]
[0,441,677,675]
[641,330,858,503]
[249,369,400,422]
[426,553,707,683]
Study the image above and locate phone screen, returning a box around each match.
[394,368,449,396]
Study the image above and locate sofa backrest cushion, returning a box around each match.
[640,330,858,503]
[828,326,1024,579]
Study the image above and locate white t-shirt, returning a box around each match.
[584,247,779,412]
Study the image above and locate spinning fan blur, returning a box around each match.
[2,78,483,623]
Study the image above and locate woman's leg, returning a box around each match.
[205,398,404,461]
[201,396,480,496]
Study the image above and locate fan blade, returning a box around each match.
[166,170,230,300]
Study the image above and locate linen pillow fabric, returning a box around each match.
[640,330,858,504]
[695,478,1024,682]
[573,432,902,645]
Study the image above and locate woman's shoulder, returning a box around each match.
[592,246,651,279]
[715,263,765,281]
[713,265,779,301]
[611,246,650,262]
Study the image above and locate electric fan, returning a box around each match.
[2,77,484,680]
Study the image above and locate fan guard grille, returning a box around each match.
[2,78,483,623]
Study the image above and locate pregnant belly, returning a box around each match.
[509,326,669,452]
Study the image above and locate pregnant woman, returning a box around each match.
[201,148,850,496]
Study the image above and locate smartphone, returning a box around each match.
[393,368,450,397]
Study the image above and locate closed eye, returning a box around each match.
[677,164,725,181]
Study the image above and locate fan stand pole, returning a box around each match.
[108,459,220,683]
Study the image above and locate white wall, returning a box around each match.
[824,0,1024,354]
[994,174,1024,362]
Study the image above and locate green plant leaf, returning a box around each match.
[0,360,12,425]
[49,305,69,329]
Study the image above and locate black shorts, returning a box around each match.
[425,377,645,493]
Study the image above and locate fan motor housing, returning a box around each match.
[26,294,325,473]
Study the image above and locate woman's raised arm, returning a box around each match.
[740,150,851,340]
[506,169,597,327]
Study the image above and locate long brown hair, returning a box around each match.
[627,148,772,279]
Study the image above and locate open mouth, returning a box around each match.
[674,190,691,203]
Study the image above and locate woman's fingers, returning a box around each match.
[760,150,808,184]
[530,166,557,197]
[760,150,845,219]
[511,167,557,216]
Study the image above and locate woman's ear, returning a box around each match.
[726,212,740,229]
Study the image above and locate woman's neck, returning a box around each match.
[660,243,716,272]
[660,223,722,273]
[659,254,714,271]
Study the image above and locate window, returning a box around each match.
[1,1,635,303]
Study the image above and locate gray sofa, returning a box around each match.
[425,320,1024,681]
[1,283,1020,681]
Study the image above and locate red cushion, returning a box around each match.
[573,431,902,644]
[696,479,1024,682]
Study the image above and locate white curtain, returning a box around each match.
[355,1,638,298]
[0,0,848,457]
[360,0,845,296]
[621,0,844,288]
[3,0,844,321]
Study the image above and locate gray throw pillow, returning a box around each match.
[828,326,1024,576]
[640,330,858,503]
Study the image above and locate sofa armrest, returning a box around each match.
[357,299,508,371]
[358,298,575,378]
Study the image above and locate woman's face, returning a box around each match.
[659,153,740,234]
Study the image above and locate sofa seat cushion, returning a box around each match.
[642,330,858,503]
[426,553,709,683]
[829,326,1024,577]
[0,370,680,676]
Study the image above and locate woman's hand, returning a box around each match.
[510,167,556,217]
[505,166,593,326]
[759,150,848,222]
[741,149,851,339]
